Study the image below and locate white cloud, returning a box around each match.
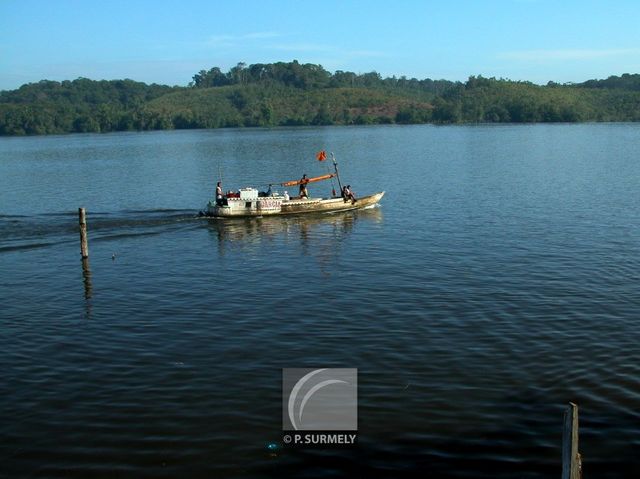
[243,32,281,40]
[268,42,386,59]
[204,31,281,47]
[345,50,387,58]
[268,42,333,53]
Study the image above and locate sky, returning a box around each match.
[1,0,640,90]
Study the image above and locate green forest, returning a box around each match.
[1,61,640,135]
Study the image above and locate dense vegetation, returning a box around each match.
[1,61,640,135]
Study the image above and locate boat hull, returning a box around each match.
[205,192,384,218]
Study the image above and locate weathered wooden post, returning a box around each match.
[78,208,92,300]
[562,402,581,479]
[79,207,89,258]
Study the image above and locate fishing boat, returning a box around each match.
[201,152,384,218]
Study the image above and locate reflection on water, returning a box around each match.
[206,207,383,276]
[80,257,93,320]
[81,257,93,300]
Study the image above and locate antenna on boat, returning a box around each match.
[323,152,337,197]
[332,152,343,195]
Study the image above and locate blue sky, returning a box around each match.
[1,0,640,90]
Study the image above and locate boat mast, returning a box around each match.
[332,152,343,195]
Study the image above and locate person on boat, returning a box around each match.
[216,182,224,205]
[343,185,356,204]
[299,174,309,198]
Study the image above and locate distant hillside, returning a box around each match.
[577,73,640,91]
[1,61,639,135]
[144,84,431,128]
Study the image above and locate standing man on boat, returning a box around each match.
[299,174,309,198]
[216,181,224,205]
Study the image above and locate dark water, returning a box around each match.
[1,125,639,478]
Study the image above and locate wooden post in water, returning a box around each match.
[78,208,92,301]
[562,402,581,479]
[79,207,89,259]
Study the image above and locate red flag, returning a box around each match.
[316,150,327,161]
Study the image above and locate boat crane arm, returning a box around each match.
[280,173,336,187]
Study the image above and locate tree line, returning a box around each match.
[1,61,640,135]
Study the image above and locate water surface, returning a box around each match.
[1,124,640,478]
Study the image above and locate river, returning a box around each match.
[1,124,639,478]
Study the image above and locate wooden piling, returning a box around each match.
[79,207,89,258]
[562,402,581,479]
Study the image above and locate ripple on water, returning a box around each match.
[2,125,640,477]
